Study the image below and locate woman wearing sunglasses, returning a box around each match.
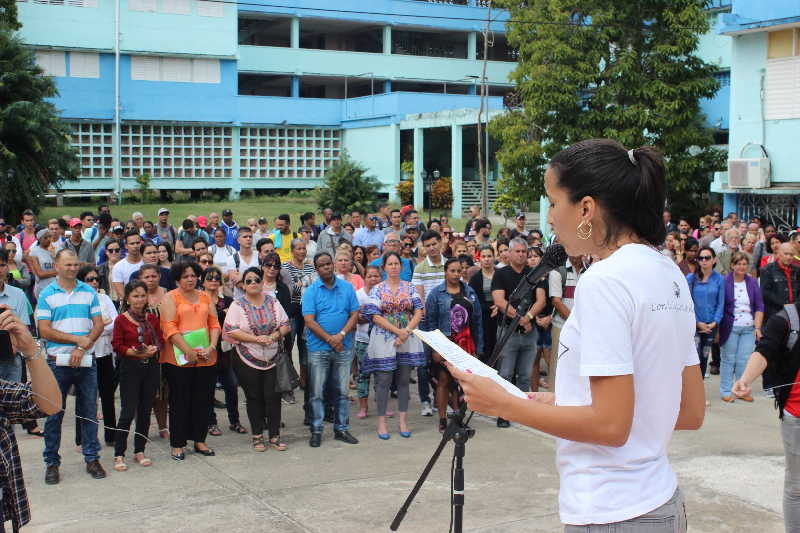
[687,246,724,378]
[223,267,291,452]
[77,266,119,446]
[111,280,162,471]
[261,252,297,405]
[97,239,123,306]
[202,266,246,437]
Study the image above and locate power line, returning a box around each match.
[195,0,710,32]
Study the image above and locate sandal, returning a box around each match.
[268,437,287,451]
[229,423,248,434]
[133,452,152,467]
[208,425,223,437]
[252,435,266,452]
[113,456,128,472]
[26,427,44,437]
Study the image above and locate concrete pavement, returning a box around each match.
[17,374,783,532]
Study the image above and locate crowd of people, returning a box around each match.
[0,198,794,517]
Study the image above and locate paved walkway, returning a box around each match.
[18,374,783,532]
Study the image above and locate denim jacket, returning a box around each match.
[423,281,484,355]
[687,270,725,325]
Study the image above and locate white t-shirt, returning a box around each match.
[555,244,698,525]
[732,280,754,327]
[355,287,375,343]
[111,258,144,286]
[210,244,238,274]
[232,250,261,299]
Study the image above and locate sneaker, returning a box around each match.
[309,433,322,448]
[496,418,510,428]
[446,405,455,416]
[709,364,720,375]
[334,430,359,444]
[420,401,433,417]
[45,465,59,485]
[86,459,107,479]
[282,391,296,405]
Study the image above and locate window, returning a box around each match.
[128,0,156,12]
[713,70,730,88]
[35,51,66,77]
[768,29,796,59]
[131,56,220,84]
[197,0,223,17]
[69,52,99,78]
[766,30,800,120]
[69,123,114,178]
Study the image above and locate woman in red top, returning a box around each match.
[111,280,162,472]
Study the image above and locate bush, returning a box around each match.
[431,177,452,209]
[396,180,414,206]
[316,151,381,214]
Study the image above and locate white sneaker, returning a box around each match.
[446,406,454,415]
[420,401,433,417]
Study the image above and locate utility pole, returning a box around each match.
[475,1,492,216]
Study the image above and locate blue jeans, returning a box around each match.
[43,361,100,466]
[694,330,715,378]
[498,327,538,393]
[720,325,755,398]
[308,349,353,433]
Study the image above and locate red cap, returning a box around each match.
[400,205,413,216]
[196,215,208,228]
[69,218,82,228]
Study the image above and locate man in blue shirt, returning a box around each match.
[369,232,414,281]
[353,215,384,252]
[220,208,240,251]
[36,249,105,484]
[302,252,360,448]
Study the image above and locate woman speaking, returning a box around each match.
[450,139,705,531]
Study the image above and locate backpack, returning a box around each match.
[783,303,800,351]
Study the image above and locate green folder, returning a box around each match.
[174,328,210,366]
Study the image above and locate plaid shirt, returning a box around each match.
[0,380,46,532]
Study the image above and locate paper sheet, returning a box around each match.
[413,329,528,399]
[54,352,93,367]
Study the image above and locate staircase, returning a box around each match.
[461,180,499,214]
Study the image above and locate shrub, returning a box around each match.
[316,151,381,214]
[431,176,452,209]
[396,180,414,206]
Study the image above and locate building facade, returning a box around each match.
[712,0,800,229]
[17,0,514,216]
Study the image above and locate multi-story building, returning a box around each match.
[16,0,514,216]
[712,0,800,229]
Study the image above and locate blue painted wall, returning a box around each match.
[719,0,800,32]
[17,2,113,51]
[49,54,115,120]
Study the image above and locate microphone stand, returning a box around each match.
[390,279,538,532]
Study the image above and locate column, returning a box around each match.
[228,126,242,201]
[290,17,300,49]
[723,192,737,219]
[291,76,300,98]
[383,79,392,93]
[539,195,551,239]
[413,128,424,209]
[383,25,392,55]
[389,124,401,204]
[450,124,463,218]
[467,32,477,60]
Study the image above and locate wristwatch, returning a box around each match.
[22,340,44,362]
[339,330,347,337]
[526,312,534,321]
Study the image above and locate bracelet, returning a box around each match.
[526,312,534,321]
[339,330,347,337]
[75,346,86,352]
[21,341,43,361]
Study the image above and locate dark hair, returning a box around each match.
[473,218,492,233]
[140,240,158,255]
[241,266,263,283]
[421,230,441,243]
[549,139,666,246]
[277,214,290,224]
[730,251,750,268]
[201,265,223,284]
[313,252,332,267]
[124,229,141,243]
[352,245,367,268]
[79,211,94,221]
[238,225,252,235]
[138,264,160,278]
[256,237,274,252]
[381,251,403,269]
[684,237,699,251]
[158,241,174,263]
[21,209,34,219]
[528,246,544,258]
[695,246,717,282]
[121,280,148,312]
[457,254,474,267]
[766,233,787,254]
[364,264,381,276]
[444,257,461,271]
[261,252,281,269]
[477,244,494,256]
[192,237,207,249]
[214,227,227,238]
[76,265,97,281]
[300,212,315,225]
[182,218,195,230]
[0,249,8,264]
[171,260,202,282]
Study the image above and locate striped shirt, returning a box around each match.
[411,256,446,301]
[35,280,100,356]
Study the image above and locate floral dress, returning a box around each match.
[362,280,425,373]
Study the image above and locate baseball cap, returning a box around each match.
[111,225,123,233]
[158,208,169,216]
[222,209,233,216]
[196,215,208,228]
[36,228,49,240]
[258,216,268,224]
[400,205,413,216]
[516,212,526,220]
[69,218,82,228]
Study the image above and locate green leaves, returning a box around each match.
[316,151,382,215]
[0,29,80,221]
[492,0,726,217]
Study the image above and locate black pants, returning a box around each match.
[480,306,498,363]
[114,357,159,457]
[75,354,117,446]
[208,350,240,427]
[232,355,282,438]
[164,363,216,448]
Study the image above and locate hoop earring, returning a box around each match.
[576,220,592,240]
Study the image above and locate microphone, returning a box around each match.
[508,243,567,302]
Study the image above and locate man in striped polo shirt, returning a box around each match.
[412,230,446,417]
[36,249,105,485]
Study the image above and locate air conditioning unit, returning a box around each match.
[728,158,770,188]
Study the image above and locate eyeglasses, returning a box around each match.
[244,278,262,285]
[199,259,211,265]
[84,276,99,283]
[262,263,280,269]
[106,248,120,253]
[385,239,400,245]
[205,274,221,282]
[403,243,412,248]
[697,256,713,261]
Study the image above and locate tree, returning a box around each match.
[0,0,20,31]
[0,29,80,222]
[316,151,382,215]
[490,0,726,218]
